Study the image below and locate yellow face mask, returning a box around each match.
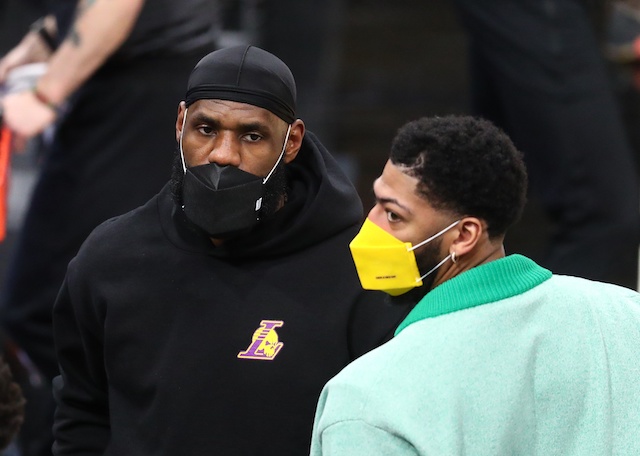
[349,218,460,296]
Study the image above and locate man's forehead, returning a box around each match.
[375,161,426,207]
[188,99,283,127]
[191,99,274,116]
[377,161,418,192]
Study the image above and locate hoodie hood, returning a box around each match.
[161,131,363,259]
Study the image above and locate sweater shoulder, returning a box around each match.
[72,196,161,270]
[540,274,640,307]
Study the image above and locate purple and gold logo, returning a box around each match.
[237,320,284,361]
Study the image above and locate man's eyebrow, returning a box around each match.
[189,114,269,134]
[237,122,270,134]
[190,113,220,127]
[375,195,413,214]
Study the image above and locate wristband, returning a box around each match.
[31,86,61,114]
[29,18,57,52]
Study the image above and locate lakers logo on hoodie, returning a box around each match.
[237,320,284,360]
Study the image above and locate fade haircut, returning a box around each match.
[390,115,528,238]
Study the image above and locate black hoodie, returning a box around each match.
[52,133,409,455]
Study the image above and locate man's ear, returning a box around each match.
[175,101,186,143]
[450,217,483,257]
[283,119,305,164]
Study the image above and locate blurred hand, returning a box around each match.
[1,90,56,144]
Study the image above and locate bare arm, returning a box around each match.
[1,0,146,138]
[37,0,146,105]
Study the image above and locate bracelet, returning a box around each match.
[29,18,57,52]
[31,86,61,114]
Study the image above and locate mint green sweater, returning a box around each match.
[310,255,640,455]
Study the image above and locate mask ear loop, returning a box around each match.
[409,219,460,252]
[418,253,453,282]
[409,219,460,283]
[263,124,291,184]
[179,107,189,173]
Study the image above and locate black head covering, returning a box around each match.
[184,45,297,123]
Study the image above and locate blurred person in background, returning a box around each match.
[606,0,640,63]
[452,0,640,290]
[260,0,346,150]
[0,0,221,454]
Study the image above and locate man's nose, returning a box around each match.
[207,133,241,167]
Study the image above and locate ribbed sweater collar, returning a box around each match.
[395,254,552,335]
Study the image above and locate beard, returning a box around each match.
[259,160,288,219]
[170,147,184,205]
[170,146,289,227]
[387,237,443,307]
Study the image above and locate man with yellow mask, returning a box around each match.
[310,115,640,456]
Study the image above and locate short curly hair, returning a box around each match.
[0,356,25,450]
[390,115,527,238]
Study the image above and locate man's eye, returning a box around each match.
[244,133,262,142]
[386,211,401,223]
[197,126,214,135]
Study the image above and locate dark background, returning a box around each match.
[1,0,639,282]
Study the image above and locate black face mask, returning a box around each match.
[182,163,265,238]
[179,109,291,239]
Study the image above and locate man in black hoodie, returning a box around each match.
[50,45,409,455]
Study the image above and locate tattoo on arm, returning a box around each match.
[68,0,98,47]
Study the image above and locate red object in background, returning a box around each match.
[0,125,11,242]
